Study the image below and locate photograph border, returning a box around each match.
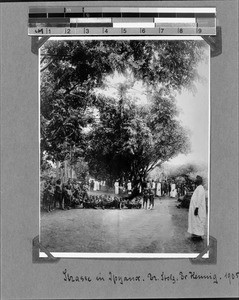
[38,35,212,259]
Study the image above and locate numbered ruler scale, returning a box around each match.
[28,7,216,36]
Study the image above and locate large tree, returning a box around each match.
[86,86,190,186]
[40,40,206,177]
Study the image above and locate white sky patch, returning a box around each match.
[168,48,210,166]
[94,71,149,106]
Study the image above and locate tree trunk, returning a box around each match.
[55,161,61,179]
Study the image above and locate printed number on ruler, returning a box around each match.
[140,28,146,34]
[34,28,44,34]
[159,28,164,34]
[65,28,71,34]
[196,28,202,34]
[84,28,90,34]
[121,28,127,34]
[103,28,109,34]
[178,28,184,34]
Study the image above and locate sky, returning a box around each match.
[169,47,210,164]
[168,46,210,166]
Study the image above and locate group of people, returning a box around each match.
[114,180,132,195]
[82,195,142,209]
[41,177,143,212]
[42,178,88,212]
[42,174,207,241]
[114,179,157,196]
[114,178,184,199]
[89,179,106,191]
[142,187,155,210]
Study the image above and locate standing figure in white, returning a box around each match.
[114,180,119,195]
[188,175,206,241]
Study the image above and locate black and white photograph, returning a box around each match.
[1,0,239,299]
[40,37,210,257]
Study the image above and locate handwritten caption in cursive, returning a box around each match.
[62,269,239,285]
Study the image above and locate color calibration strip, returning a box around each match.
[28,7,216,36]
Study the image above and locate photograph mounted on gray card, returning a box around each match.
[3,1,239,299]
[36,6,215,259]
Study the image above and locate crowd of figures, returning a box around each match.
[42,178,87,212]
[114,178,193,199]
[41,176,196,213]
[41,178,142,212]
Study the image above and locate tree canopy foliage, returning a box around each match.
[86,88,190,186]
[40,39,207,183]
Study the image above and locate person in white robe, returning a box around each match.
[188,176,206,240]
[170,183,177,198]
[96,180,100,191]
[139,183,142,194]
[93,180,97,191]
[151,180,156,195]
[114,180,119,195]
[127,180,132,194]
[156,182,161,196]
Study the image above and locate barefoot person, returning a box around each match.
[188,175,206,240]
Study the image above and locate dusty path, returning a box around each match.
[40,197,207,254]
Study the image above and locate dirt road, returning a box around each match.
[40,197,207,254]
